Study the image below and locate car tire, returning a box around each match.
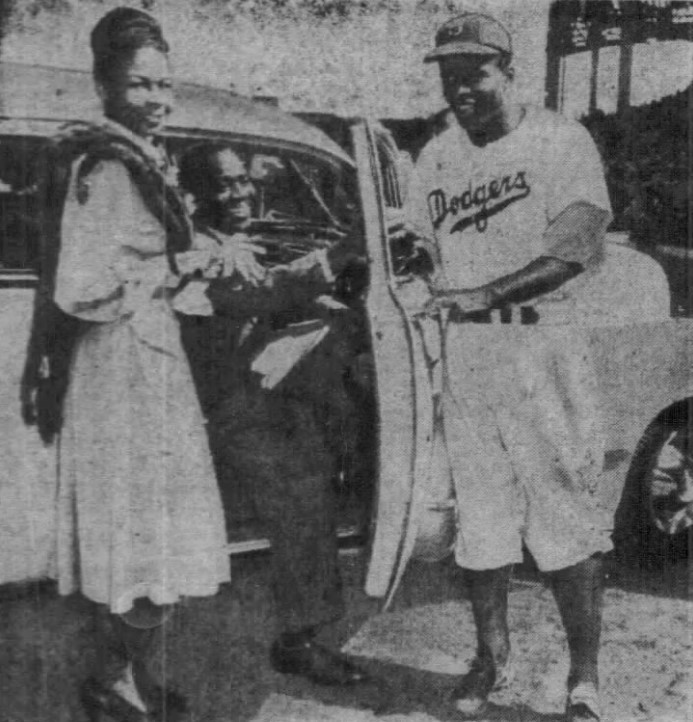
[613,413,693,568]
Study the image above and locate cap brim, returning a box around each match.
[423,42,503,63]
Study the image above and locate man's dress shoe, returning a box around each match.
[81,676,188,722]
[80,677,151,722]
[270,637,369,686]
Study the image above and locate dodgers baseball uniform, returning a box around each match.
[407,106,615,571]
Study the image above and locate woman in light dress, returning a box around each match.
[49,8,237,720]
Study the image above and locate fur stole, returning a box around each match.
[21,120,192,444]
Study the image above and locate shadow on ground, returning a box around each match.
[0,549,689,721]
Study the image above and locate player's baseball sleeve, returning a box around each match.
[544,121,612,268]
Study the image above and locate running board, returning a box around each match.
[225,524,365,557]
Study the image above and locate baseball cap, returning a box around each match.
[424,13,512,63]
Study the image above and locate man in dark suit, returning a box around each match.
[178,142,370,686]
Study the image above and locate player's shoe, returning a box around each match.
[451,656,513,717]
[565,681,601,721]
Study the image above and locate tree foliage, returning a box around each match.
[0,0,15,44]
[582,85,691,249]
[17,0,403,19]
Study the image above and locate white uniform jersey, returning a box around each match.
[406,106,612,306]
[404,107,616,570]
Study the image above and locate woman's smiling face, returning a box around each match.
[100,45,173,139]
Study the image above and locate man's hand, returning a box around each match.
[387,216,421,244]
[219,236,267,286]
[325,238,368,277]
[421,288,491,318]
[388,215,437,278]
[202,229,267,286]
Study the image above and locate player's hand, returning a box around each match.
[388,220,418,243]
[386,208,419,240]
[388,216,437,277]
[387,217,427,253]
[421,288,491,317]
[396,276,432,316]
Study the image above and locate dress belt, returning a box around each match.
[449,306,539,325]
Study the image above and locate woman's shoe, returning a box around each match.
[80,677,152,722]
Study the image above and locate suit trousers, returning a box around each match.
[211,339,351,635]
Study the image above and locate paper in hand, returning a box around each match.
[250,320,330,389]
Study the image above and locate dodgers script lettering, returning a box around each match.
[428,171,531,233]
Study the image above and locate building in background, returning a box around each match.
[546,0,693,116]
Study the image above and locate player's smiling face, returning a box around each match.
[439,54,513,133]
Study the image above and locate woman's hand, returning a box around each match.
[175,249,217,278]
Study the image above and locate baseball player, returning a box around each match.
[399,13,613,722]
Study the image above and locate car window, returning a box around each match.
[248,151,354,228]
[376,138,403,211]
[173,140,358,224]
[0,137,47,275]
[368,127,429,278]
[173,139,362,266]
[0,134,363,277]
[377,142,402,208]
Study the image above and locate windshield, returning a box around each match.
[171,138,360,266]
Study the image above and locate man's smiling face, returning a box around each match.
[439,54,513,133]
[205,148,257,233]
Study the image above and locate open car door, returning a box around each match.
[351,119,442,607]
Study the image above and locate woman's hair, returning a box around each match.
[91,7,169,85]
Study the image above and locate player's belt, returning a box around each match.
[450,306,539,325]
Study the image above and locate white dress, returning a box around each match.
[53,141,230,614]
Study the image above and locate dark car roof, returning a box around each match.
[0,62,353,168]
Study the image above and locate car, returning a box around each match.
[0,62,690,603]
[348,120,692,603]
[0,61,370,584]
